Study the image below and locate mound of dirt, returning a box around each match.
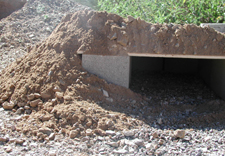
[0,0,91,71]
[73,12,225,56]
[0,10,145,139]
[0,10,225,140]
[0,0,26,20]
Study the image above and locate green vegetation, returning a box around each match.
[97,0,225,25]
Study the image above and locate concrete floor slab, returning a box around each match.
[200,23,225,33]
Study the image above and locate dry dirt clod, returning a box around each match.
[55,92,64,99]
[2,101,15,110]
[86,129,92,136]
[34,93,41,98]
[49,133,55,140]
[27,94,35,101]
[0,137,9,142]
[1,94,9,101]
[174,129,186,139]
[4,146,12,153]
[69,130,79,139]
[152,132,159,138]
[39,127,52,136]
[123,130,134,137]
[41,91,51,99]
[30,99,42,107]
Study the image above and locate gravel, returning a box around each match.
[0,0,91,72]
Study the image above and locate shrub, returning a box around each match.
[98,0,225,25]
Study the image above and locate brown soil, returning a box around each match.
[0,10,225,140]
[75,12,225,56]
[0,0,26,20]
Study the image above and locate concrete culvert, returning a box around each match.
[130,56,225,105]
[0,0,26,20]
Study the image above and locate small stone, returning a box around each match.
[152,132,158,138]
[27,94,35,101]
[24,109,32,114]
[204,136,211,142]
[113,149,128,154]
[34,93,41,98]
[48,150,57,156]
[0,137,9,142]
[69,130,79,138]
[16,108,24,114]
[4,146,12,153]
[55,92,63,99]
[86,129,92,136]
[41,92,51,99]
[107,142,119,147]
[23,115,30,119]
[49,133,55,140]
[158,139,164,145]
[39,127,52,136]
[18,102,26,107]
[103,90,109,97]
[106,98,113,102]
[30,99,42,107]
[94,129,106,136]
[106,130,116,136]
[16,139,25,145]
[110,33,117,40]
[157,118,163,125]
[2,101,15,110]
[145,143,158,149]
[53,87,61,92]
[2,94,9,101]
[174,129,186,139]
[133,138,144,146]
[24,106,30,110]
[123,130,134,137]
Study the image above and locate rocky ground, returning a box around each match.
[0,0,91,72]
[0,0,225,156]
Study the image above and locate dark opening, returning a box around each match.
[0,0,26,20]
[130,57,222,105]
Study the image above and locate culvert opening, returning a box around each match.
[0,0,26,20]
[130,56,225,105]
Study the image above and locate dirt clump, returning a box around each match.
[0,10,225,141]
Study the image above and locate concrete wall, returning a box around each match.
[200,59,225,100]
[82,54,130,88]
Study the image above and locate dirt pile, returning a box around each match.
[0,0,90,71]
[0,10,145,139]
[74,12,225,56]
[0,10,225,140]
[0,0,26,20]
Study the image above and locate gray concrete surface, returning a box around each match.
[200,23,225,33]
[199,59,225,100]
[82,54,130,88]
